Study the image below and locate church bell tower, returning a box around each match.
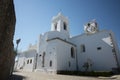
[51,13,70,37]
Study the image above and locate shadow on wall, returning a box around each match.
[8,74,26,80]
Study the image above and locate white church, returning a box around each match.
[16,13,120,73]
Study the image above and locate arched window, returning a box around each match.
[63,22,67,30]
[42,52,45,67]
[71,47,75,58]
[49,60,52,67]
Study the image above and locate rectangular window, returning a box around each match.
[97,47,102,50]
[81,44,85,52]
[30,59,32,64]
[71,47,75,58]
[49,60,52,67]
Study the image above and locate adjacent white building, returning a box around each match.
[16,44,37,72]
[16,13,120,73]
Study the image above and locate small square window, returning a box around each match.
[97,47,102,50]
[80,44,85,52]
[39,54,41,57]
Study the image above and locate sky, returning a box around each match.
[13,0,120,51]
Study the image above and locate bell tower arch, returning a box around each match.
[51,13,70,37]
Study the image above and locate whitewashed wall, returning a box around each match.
[53,39,77,71]
[70,30,118,71]
[23,50,37,72]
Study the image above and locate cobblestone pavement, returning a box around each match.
[10,71,120,80]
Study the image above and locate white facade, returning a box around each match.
[35,13,120,73]
[16,13,120,73]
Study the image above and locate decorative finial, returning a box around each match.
[84,19,99,34]
[58,9,62,15]
[58,12,62,15]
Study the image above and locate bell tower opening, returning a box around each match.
[63,22,67,30]
[51,13,70,37]
[54,23,57,30]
